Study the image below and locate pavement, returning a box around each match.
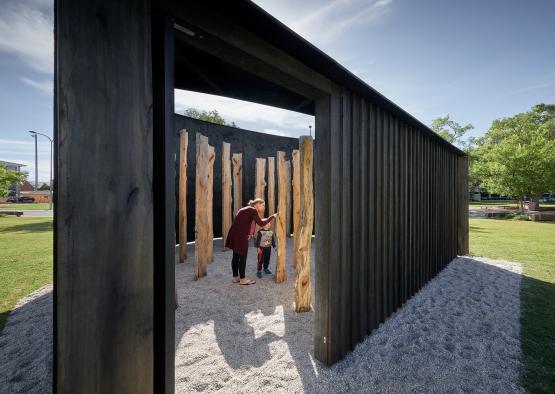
[0,210,53,217]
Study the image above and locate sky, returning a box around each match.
[1,0,554,183]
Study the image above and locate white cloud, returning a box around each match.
[20,76,53,94]
[0,0,54,74]
[175,90,314,137]
[256,0,394,45]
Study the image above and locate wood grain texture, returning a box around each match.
[207,145,215,262]
[286,160,292,237]
[195,133,210,279]
[221,142,232,250]
[275,151,287,283]
[267,157,275,231]
[179,130,188,262]
[56,1,155,391]
[232,153,243,217]
[295,136,313,312]
[292,149,300,268]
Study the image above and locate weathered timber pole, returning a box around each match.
[267,157,276,230]
[232,153,243,217]
[178,129,188,263]
[255,157,267,233]
[207,145,215,262]
[292,149,300,238]
[222,142,232,250]
[295,136,314,312]
[195,133,210,279]
[286,160,292,238]
[276,151,287,283]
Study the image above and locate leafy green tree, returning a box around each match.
[0,165,27,197]
[430,115,474,149]
[473,104,555,208]
[184,108,237,127]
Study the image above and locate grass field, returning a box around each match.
[0,203,52,211]
[0,215,553,391]
[0,217,53,331]
[469,218,555,393]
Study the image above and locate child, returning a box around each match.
[255,223,276,278]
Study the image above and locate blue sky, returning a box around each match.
[1,0,554,182]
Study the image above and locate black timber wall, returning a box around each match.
[174,115,299,241]
[314,87,468,365]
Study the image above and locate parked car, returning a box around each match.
[6,196,35,203]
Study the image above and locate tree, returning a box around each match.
[430,115,474,149]
[0,165,27,197]
[473,104,555,209]
[184,108,237,127]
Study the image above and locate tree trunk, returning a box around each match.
[232,153,243,217]
[221,142,232,250]
[195,133,210,279]
[178,130,188,263]
[276,151,287,283]
[207,145,215,262]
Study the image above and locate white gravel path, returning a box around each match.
[0,240,524,393]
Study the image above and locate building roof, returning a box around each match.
[0,160,26,167]
[166,0,466,156]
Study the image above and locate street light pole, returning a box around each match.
[28,131,54,210]
[31,132,38,191]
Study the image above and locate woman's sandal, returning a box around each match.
[240,279,256,285]
[232,277,240,283]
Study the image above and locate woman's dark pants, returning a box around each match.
[231,252,247,279]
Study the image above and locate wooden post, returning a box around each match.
[286,160,292,237]
[195,133,210,279]
[276,151,287,283]
[292,149,300,267]
[232,153,243,217]
[207,145,215,262]
[222,142,232,250]
[292,149,300,238]
[267,157,275,230]
[295,136,314,312]
[254,157,266,234]
[178,130,188,263]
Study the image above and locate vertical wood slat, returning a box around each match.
[178,130,188,262]
[195,133,210,279]
[207,145,215,262]
[314,87,467,366]
[359,98,368,338]
[275,151,287,283]
[340,90,352,355]
[295,136,314,313]
[267,157,276,231]
[286,160,292,237]
[232,153,243,217]
[314,94,332,364]
[292,150,300,267]
[221,142,232,250]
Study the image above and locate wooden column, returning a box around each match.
[295,136,314,312]
[232,153,243,217]
[195,133,210,279]
[207,145,215,262]
[254,158,267,234]
[276,151,287,283]
[267,157,276,229]
[221,142,232,250]
[255,158,266,201]
[178,130,188,263]
[286,160,292,238]
[292,149,300,238]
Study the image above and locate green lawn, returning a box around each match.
[0,217,53,331]
[0,203,52,211]
[469,218,555,393]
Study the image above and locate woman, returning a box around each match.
[225,198,278,285]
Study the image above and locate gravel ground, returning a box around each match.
[0,285,52,394]
[0,240,523,393]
